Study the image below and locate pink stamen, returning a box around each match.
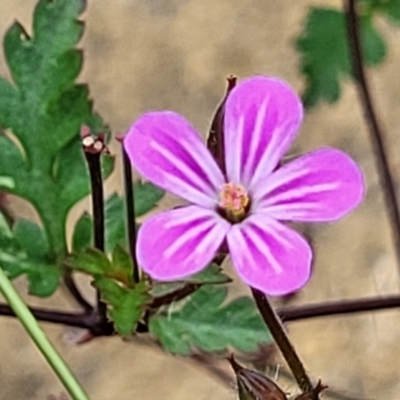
[219,183,249,216]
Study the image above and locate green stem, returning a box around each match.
[0,266,89,400]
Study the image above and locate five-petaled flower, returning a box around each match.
[124,76,364,296]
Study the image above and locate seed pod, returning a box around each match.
[228,355,288,400]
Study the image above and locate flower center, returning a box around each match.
[219,182,250,222]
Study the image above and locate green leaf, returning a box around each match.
[0,0,114,259]
[359,16,386,64]
[26,263,61,297]
[0,177,15,190]
[105,183,164,250]
[185,263,231,284]
[380,1,400,23]
[0,134,26,183]
[296,7,386,107]
[0,211,12,239]
[150,264,230,298]
[360,0,400,24]
[0,213,60,297]
[0,213,26,274]
[74,185,164,254]
[66,247,111,275]
[13,219,49,260]
[94,277,150,336]
[67,245,134,286]
[72,212,92,253]
[104,194,126,252]
[134,181,164,217]
[110,245,134,286]
[149,285,272,355]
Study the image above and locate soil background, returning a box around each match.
[1,1,400,399]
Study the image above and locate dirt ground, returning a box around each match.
[1,0,400,399]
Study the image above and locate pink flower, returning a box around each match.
[124,76,364,295]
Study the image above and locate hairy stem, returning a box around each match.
[251,289,317,398]
[122,146,140,283]
[344,0,400,270]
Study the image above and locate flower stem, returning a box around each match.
[1,291,399,331]
[251,288,317,398]
[278,294,400,322]
[63,271,93,312]
[122,146,140,283]
[344,0,400,271]
[0,266,89,400]
[83,148,110,330]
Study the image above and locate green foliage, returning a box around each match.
[67,245,135,286]
[186,263,231,284]
[72,213,92,253]
[0,212,60,296]
[67,247,111,275]
[104,194,128,253]
[134,181,165,217]
[67,244,149,335]
[296,7,386,107]
[150,263,231,298]
[94,277,150,336]
[360,0,400,23]
[149,285,272,355]
[72,183,164,254]
[0,0,114,261]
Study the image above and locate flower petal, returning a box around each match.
[137,206,230,281]
[125,112,225,208]
[226,215,312,296]
[254,148,364,221]
[224,76,303,188]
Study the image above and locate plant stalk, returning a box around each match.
[122,146,140,283]
[84,150,108,325]
[0,266,89,400]
[251,288,317,398]
[344,0,400,271]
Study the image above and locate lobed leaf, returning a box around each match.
[296,7,386,107]
[72,212,92,253]
[0,0,114,264]
[134,181,164,217]
[94,276,150,336]
[150,263,230,299]
[110,245,135,286]
[184,263,231,285]
[359,0,400,24]
[66,247,111,275]
[13,219,49,260]
[67,245,134,286]
[149,285,272,355]
[0,213,60,297]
